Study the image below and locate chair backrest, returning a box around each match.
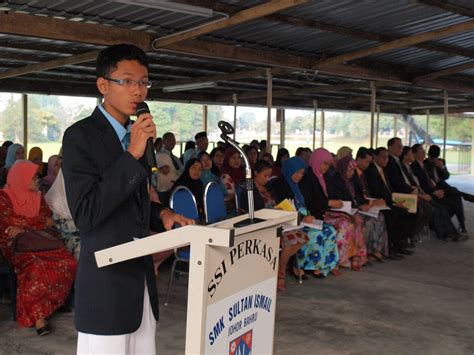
[204,182,227,224]
[169,186,199,221]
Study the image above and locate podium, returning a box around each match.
[95,209,297,354]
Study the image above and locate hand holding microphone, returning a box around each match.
[128,102,158,173]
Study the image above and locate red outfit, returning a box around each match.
[0,191,76,327]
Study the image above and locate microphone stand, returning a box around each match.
[218,121,265,228]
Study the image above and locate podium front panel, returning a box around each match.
[204,222,279,354]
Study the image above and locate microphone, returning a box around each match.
[135,102,158,173]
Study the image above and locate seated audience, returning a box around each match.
[272,157,339,280]
[28,147,47,178]
[295,147,311,165]
[40,155,61,193]
[198,151,227,197]
[0,146,7,168]
[0,161,76,335]
[220,147,245,212]
[386,138,432,243]
[1,143,25,187]
[210,147,225,175]
[330,156,388,262]
[244,145,259,171]
[161,132,183,173]
[172,158,204,219]
[404,146,465,241]
[273,148,290,178]
[300,148,367,271]
[153,137,162,152]
[364,147,417,258]
[194,131,209,154]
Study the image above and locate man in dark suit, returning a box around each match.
[62,44,192,354]
[412,144,468,234]
[364,147,417,258]
[386,137,432,242]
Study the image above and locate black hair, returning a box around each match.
[162,132,175,140]
[356,147,371,160]
[184,141,196,151]
[387,137,401,147]
[254,160,273,174]
[210,147,225,158]
[374,147,388,156]
[1,141,13,148]
[244,145,258,154]
[412,143,423,154]
[400,146,412,161]
[275,148,290,167]
[96,44,149,78]
[197,151,210,160]
[295,147,305,156]
[428,145,441,158]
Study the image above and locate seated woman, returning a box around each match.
[28,146,47,178]
[273,148,290,178]
[0,161,76,335]
[155,152,180,204]
[300,148,367,271]
[172,158,204,220]
[44,168,81,260]
[239,160,302,291]
[329,156,387,263]
[1,143,25,187]
[210,147,225,176]
[40,155,61,193]
[220,147,245,212]
[244,145,259,172]
[272,157,339,281]
[198,151,227,197]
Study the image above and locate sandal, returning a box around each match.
[330,269,342,277]
[292,268,308,281]
[372,252,384,263]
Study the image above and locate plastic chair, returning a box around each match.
[164,186,199,306]
[0,253,17,321]
[204,182,227,224]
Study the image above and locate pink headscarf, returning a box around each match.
[41,155,60,188]
[3,160,41,218]
[309,148,333,197]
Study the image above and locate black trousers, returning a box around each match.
[428,199,457,239]
[382,207,417,251]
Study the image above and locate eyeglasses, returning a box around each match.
[104,77,152,89]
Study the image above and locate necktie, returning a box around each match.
[122,132,131,151]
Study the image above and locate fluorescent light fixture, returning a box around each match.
[163,81,217,92]
[112,0,214,17]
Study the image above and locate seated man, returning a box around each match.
[424,144,472,233]
[364,147,417,258]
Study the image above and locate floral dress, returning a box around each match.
[295,208,339,276]
[0,191,77,327]
[52,212,81,260]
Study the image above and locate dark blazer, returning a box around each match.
[62,107,162,335]
[411,160,435,194]
[271,176,295,204]
[365,163,393,205]
[298,169,329,219]
[385,156,413,193]
[328,172,368,208]
[424,158,450,183]
[240,185,266,212]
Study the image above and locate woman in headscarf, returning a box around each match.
[300,148,367,271]
[272,157,339,282]
[44,168,81,260]
[0,161,76,335]
[40,155,61,193]
[329,156,387,263]
[1,143,25,188]
[28,147,47,178]
[0,146,7,168]
[220,147,245,212]
[198,151,227,197]
[155,152,180,203]
[172,158,204,219]
[244,145,259,172]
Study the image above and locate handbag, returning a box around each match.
[14,228,64,253]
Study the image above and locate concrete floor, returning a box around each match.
[0,175,473,355]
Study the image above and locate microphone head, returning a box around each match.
[136,102,150,116]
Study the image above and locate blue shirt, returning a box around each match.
[98,105,131,151]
